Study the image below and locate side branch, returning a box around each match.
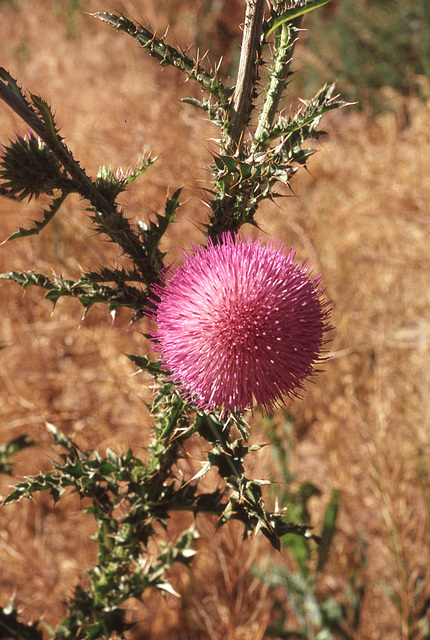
[0,78,111,215]
[94,13,231,104]
[0,76,159,284]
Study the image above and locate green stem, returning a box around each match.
[254,17,302,148]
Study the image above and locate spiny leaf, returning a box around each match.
[0,270,55,290]
[30,93,62,144]
[254,83,348,153]
[164,187,182,221]
[82,266,147,285]
[0,269,149,322]
[3,472,66,505]
[181,96,227,128]
[1,192,68,243]
[45,422,86,460]
[139,187,182,266]
[123,156,156,186]
[127,354,162,376]
[94,13,231,103]
[0,67,28,103]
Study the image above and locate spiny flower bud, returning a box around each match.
[149,233,331,414]
[0,133,64,200]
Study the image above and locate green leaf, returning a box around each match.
[30,93,61,143]
[0,270,53,290]
[2,192,68,243]
[3,472,66,505]
[139,187,182,266]
[126,354,162,376]
[164,187,182,221]
[265,0,334,37]
[123,156,156,186]
[45,422,85,459]
[181,97,225,127]
[0,269,148,319]
[190,460,212,482]
[0,67,28,103]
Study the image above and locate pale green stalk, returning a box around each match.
[254,17,302,148]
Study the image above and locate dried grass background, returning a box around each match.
[1,1,430,639]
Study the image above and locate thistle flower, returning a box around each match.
[149,233,331,414]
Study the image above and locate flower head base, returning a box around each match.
[149,233,331,414]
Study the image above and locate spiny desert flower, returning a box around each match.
[149,233,331,414]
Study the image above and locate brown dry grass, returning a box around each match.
[1,1,429,639]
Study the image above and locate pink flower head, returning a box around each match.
[149,233,331,414]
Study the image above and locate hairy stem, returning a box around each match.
[227,0,265,150]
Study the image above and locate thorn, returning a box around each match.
[215,57,223,75]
